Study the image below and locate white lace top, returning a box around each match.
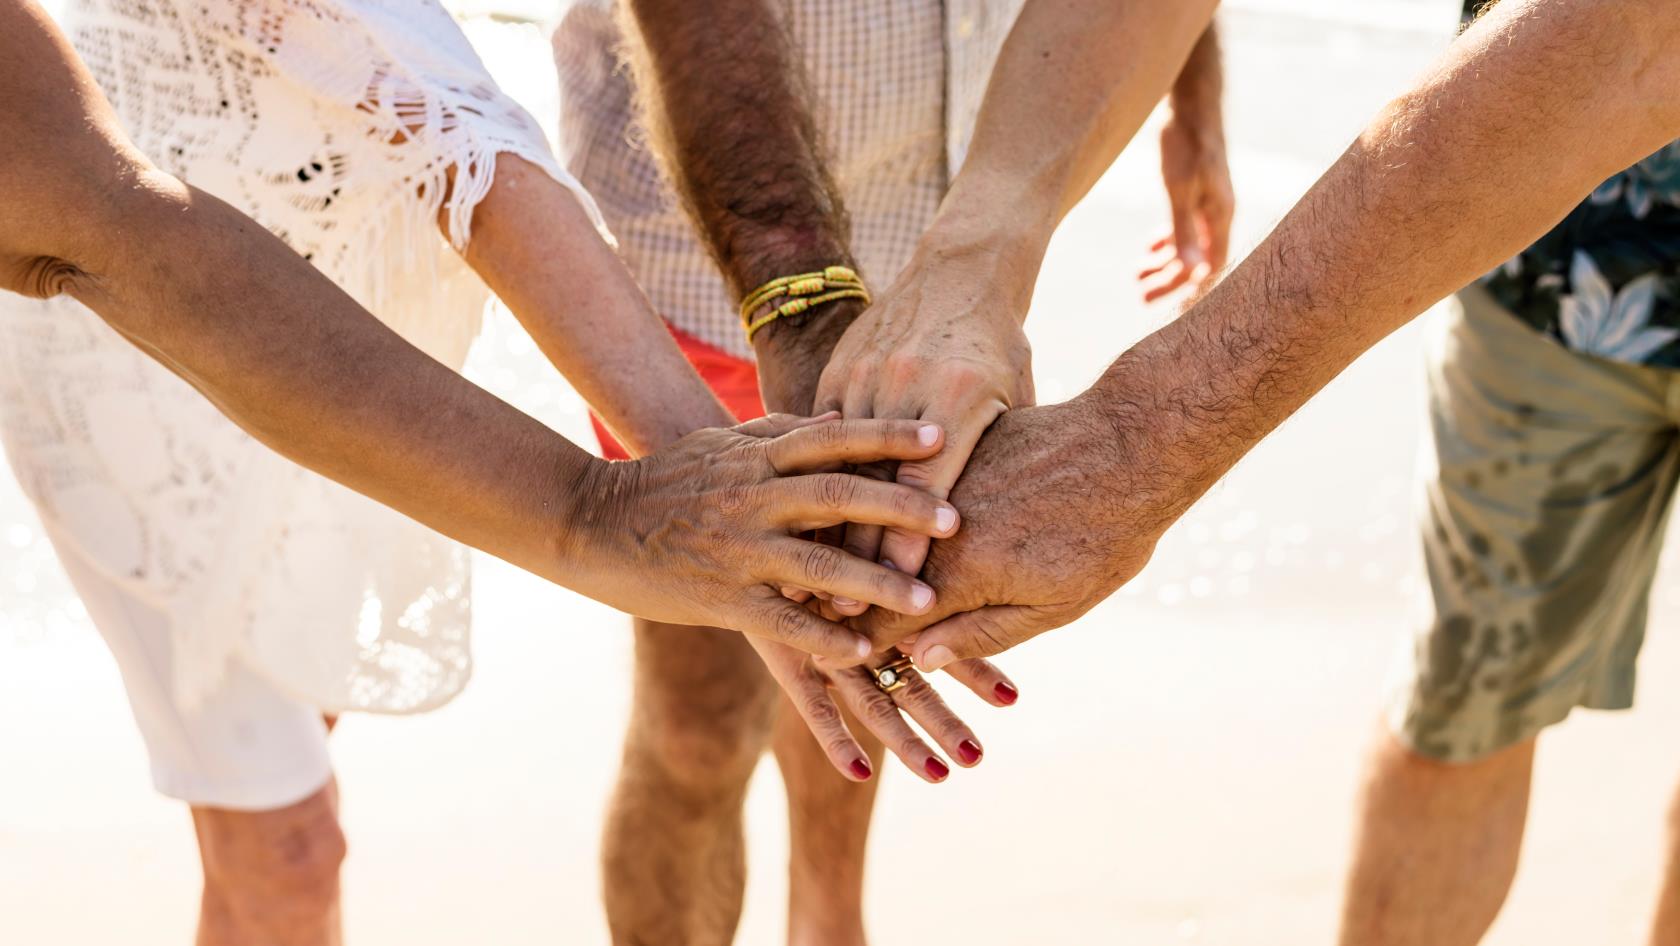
[0,0,604,713]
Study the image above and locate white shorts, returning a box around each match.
[49,527,334,811]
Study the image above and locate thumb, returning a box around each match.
[910,605,1044,672]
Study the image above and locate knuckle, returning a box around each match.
[862,695,902,728]
[942,361,987,388]
[883,352,922,384]
[814,420,847,449]
[971,618,1016,656]
[899,677,942,712]
[772,605,812,642]
[798,543,844,585]
[869,565,898,600]
[800,691,843,729]
[715,484,753,517]
[813,473,856,509]
[888,485,919,520]
[824,734,858,760]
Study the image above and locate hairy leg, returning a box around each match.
[772,697,885,946]
[602,618,778,946]
[192,781,346,946]
[1336,726,1535,946]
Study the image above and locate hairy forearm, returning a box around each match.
[619,0,858,410]
[620,0,849,291]
[1084,0,1680,530]
[924,0,1218,285]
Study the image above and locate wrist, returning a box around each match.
[546,453,642,590]
[1163,94,1225,151]
[1071,349,1190,532]
[922,176,1055,311]
[752,297,864,413]
[726,226,857,300]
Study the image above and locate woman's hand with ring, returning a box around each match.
[750,636,1019,783]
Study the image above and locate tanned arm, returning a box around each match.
[812,0,1222,583]
[861,0,1680,671]
[0,0,963,658]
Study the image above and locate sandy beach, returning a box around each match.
[5,2,1678,942]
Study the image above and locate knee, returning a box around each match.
[197,791,346,915]
[634,679,778,794]
[1369,726,1536,806]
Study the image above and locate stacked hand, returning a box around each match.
[570,412,962,659]
[743,134,1234,781]
[813,236,1035,590]
[856,398,1169,668]
[715,51,1232,784]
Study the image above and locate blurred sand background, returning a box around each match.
[5,1,1679,943]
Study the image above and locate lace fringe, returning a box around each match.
[170,137,593,712]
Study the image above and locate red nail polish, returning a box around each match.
[850,758,873,781]
[994,682,1019,705]
[924,758,950,781]
[957,739,983,765]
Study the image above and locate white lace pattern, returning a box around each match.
[0,0,604,713]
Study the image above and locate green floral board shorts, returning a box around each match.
[1390,284,1680,762]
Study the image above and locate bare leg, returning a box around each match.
[192,782,346,946]
[1336,726,1535,946]
[772,700,885,946]
[602,618,778,946]
[1645,777,1680,945]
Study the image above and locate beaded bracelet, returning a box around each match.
[739,265,871,343]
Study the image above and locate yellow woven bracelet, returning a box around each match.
[739,265,870,342]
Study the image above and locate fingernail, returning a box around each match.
[935,507,957,534]
[957,739,983,765]
[918,644,955,673]
[854,637,874,659]
[994,681,1019,705]
[833,596,858,609]
[881,559,899,571]
[850,758,873,781]
[917,424,940,447]
[924,757,950,781]
[910,584,933,612]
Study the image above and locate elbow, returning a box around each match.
[0,163,185,303]
[0,254,93,301]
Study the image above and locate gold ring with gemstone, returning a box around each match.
[871,656,914,694]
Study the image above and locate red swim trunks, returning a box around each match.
[591,325,766,460]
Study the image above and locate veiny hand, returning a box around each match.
[1138,108,1234,302]
[572,413,962,659]
[855,396,1169,670]
[811,239,1035,612]
[750,634,1018,783]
